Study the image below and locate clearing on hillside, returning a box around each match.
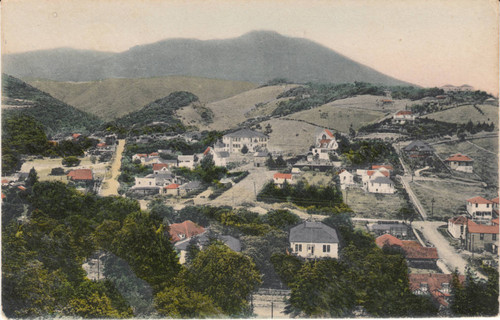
[260,118,323,155]
[343,187,408,219]
[432,137,499,187]
[27,76,258,120]
[423,104,498,127]
[205,84,298,131]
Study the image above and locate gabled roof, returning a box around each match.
[370,176,393,185]
[367,170,390,177]
[375,234,404,248]
[491,197,499,204]
[67,169,93,181]
[215,151,230,158]
[203,147,211,156]
[175,232,241,252]
[449,216,468,225]
[339,169,352,176]
[395,110,413,116]
[178,155,195,161]
[153,163,169,171]
[135,153,148,158]
[18,186,26,191]
[164,183,180,189]
[467,196,493,205]
[323,129,334,138]
[290,221,339,244]
[372,165,393,171]
[467,220,499,234]
[224,129,267,139]
[97,143,107,148]
[492,218,499,225]
[168,220,205,243]
[274,173,292,180]
[149,152,159,157]
[403,140,433,152]
[409,273,464,307]
[72,133,81,139]
[446,153,473,162]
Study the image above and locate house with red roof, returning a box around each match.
[312,128,339,161]
[466,196,494,222]
[393,110,416,124]
[465,219,499,253]
[72,133,82,140]
[273,173,293,188]
[358,169,394,194]
[153,163,170,174]
[375,234,438,269]
[67,169,93,181]
[444,153,473,173]
[164,183,180,196]
[168,220,205,243]
[371,164,393,172]
[448,216,468,239]
[409,273,465,309]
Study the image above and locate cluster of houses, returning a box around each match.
[338,164,395,194]
[448,196,499,253]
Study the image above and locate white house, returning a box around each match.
[338,169,354,190]
[178,155,197,169]
[132,152,161,165]
[367,176,395,194]
[448,216,468,239]
[203,147,230,167]
[466,196,494,222]
[393,110,416,124]
[360,169,390,192]
[273,173,293,188]
[289,221,339,259]
[312,129,339,160]
[445,154,474,173]
[222,129,268,154]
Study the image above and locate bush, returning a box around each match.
[50,167,66,176]
[62,156,81,167]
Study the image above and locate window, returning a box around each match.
[476,203,478,208]
[323,245,331,253]
[295,244,302,252]
[480,233,484,240]
[307,244,315,255]
[493,234,497,241]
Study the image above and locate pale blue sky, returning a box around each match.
[2,0,498,95]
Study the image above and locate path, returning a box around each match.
[467,140,497,155]
[399,175,428,220]
[100,139,125,196]
[414,166,429,177]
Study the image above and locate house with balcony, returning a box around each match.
[466,196,494,223]
[289,221,339,259]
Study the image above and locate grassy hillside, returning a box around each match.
[433,137,499,187]
[423,104,498,127]
[111,91,198,134]
[27,76,257,120]
[201,84,298,131]
[259,118,324,155]
[1,74,102,136]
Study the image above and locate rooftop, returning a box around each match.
[289,221,339,244]
[224,128,268,139]
[274,173,292,180]
[67,169,93,181]
[446,153,473,162]
[168,220,205,243]
[448,216,468,225]
[467,196,493,205]
[467,220,499,234]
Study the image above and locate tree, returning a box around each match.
[265,123,273,134]
[186,243,261,315]
[50,167,65,175]
[262,209,301,230]
[397,206,418,226]
[26,167,39,187]
[155,283,220,318]
[349,124,356,138]
[62,156,81,167]
[241,145,249,154]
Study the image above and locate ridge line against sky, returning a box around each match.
[1,0,498,95]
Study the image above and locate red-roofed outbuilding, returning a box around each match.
[168,220,205,243]
[67,169,93,181]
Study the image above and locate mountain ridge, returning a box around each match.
[3,31,412,86]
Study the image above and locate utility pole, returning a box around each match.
[271,301,274,319]
[431,198,435,217]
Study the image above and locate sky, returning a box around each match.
[2,0,499,95]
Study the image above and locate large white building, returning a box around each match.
[289,221,339,259]
[466,196,494,223]
[222,129,268,154]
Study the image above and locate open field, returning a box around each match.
[27,76,258,120]
[433,137,498,187]
[245,97,294,118]
[20,157,110,182]
[423,104,498,127]
[287,104,385,132]
[326,95,413,113]
[343,187,408,219]
[260,118,322,155]
[410,180,497,220]
[206,84,298,131]
[301,171,335,186]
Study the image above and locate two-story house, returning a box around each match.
[289,221,339,259]
[338,169,354,190]
[465,220,499,253]
[222,129,268,154]
[466,196,494,223]
[403,140,434,159]
[312,129,339,161]
[447,216,468,240]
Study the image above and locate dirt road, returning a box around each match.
[100,139,125,196]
